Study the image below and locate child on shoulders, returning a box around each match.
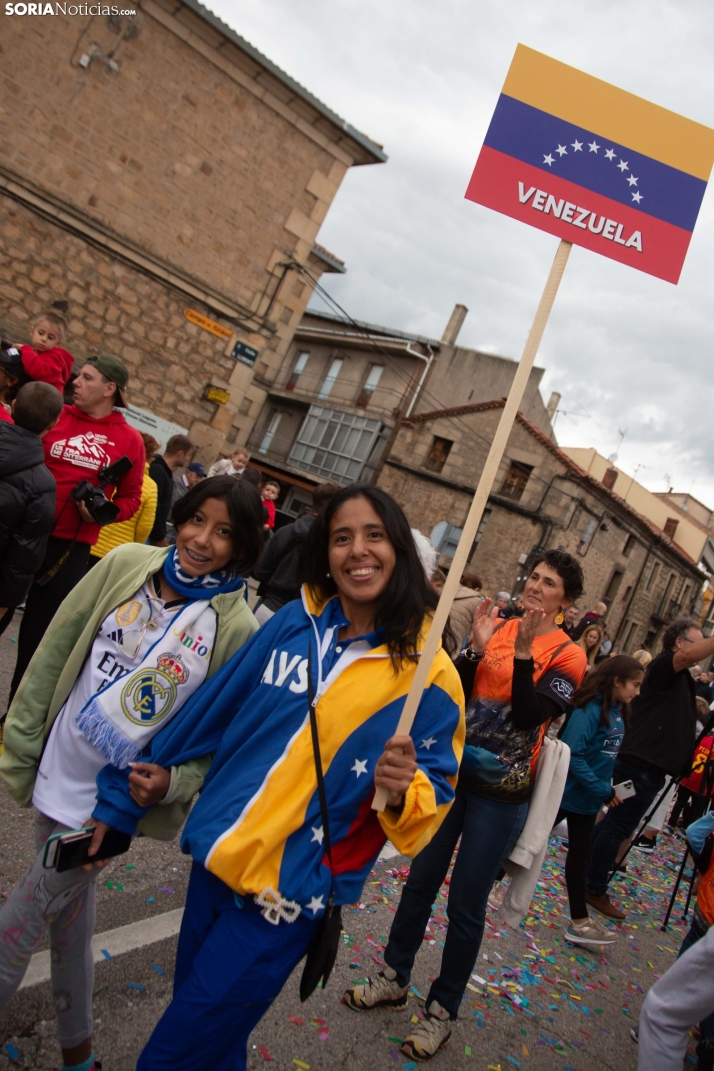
[19,310,74,393]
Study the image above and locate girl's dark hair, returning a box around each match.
[571,654,645,726]
[240,467,262,488]
[530,548,584,601]
[299,483,441,666]
[170,475,264,576]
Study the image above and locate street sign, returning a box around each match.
[465,45,714,284]
[183,308,233,339]
[231,340,259,367]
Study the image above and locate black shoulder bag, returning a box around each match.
[299,648,343,1001]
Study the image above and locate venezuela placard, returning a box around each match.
[465,45,714,284]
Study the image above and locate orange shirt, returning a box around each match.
[463,619,587,801]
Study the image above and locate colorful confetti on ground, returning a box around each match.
[250,826,703,1070]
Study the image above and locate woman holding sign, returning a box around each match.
[88,484,464,1071]
[345,549,587,1061]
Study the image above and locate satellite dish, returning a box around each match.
[607,453,618,463]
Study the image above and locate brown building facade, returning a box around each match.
[378,400,703,654]
[0,0,384,458]
[242,305,556,510]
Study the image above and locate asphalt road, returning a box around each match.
[0,610,698,1070]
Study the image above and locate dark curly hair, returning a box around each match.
[662,616,700,651]
[170,474,264,576]
[298,483,442,667]
[530,549,584,602]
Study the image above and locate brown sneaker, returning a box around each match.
[586,891,626,920]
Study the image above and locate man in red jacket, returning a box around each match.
[9,354,144,701]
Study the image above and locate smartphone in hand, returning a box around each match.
[612,779,637,800]
[43,827,132,872]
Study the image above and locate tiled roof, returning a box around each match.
[407,399,702,572]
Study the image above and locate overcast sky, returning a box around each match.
[213,0,714,506]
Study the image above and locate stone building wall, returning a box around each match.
[378,404,702,653]
[0,0,383,459]
[0,196,229,436]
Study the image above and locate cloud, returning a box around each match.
[211,0,714,505]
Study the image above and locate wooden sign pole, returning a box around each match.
[373,239,572,812]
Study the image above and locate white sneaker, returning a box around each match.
[487,882,506,912]
[342,968,409,1011]
[401,1000,452,1061]
[564,918,618,946]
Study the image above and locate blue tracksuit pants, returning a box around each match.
[137,862,317,1071]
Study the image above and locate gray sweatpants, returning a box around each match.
[638,920,714,1070]
[0,811,98,1048]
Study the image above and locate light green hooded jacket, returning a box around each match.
[0,543,258,839]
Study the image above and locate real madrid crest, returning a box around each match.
[121,653,190,726]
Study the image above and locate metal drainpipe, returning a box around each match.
[404,343,435,418]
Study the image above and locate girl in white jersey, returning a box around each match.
[0,475,264,1071]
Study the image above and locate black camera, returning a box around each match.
[71,455,133,526]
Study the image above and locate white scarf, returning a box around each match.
[75,596,216,768]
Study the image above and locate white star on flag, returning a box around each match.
[555,144,567,156]
[420,737,437,750]
[588,140,600,153]
[311,826,324,845]
[631,191,643,203]
[604,148,616,161]
[571,140,583,152]
[543,154,554,166]
[617,159,629,172]
[351,758,368,778]
[627,175,639,186]
[306,895,324,914]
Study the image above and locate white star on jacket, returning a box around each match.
[604,148,616,161]
[311,826,324,845]
[306,896,324,915]
[420,737,437,750]
[617,159,629,172]
[351,759,368,778]
[631,191,643,203]
[627,175,639,186]
[571,140,583,152]
[555,144,567,156]
[588,140,600,153]
[543,154,554,166]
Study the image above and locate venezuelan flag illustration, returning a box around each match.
[466,45,714,284]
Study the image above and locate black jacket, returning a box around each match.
[0,423,56,606]
[252,513,315,611]
[619,649,697,777]
[148,454,174,543]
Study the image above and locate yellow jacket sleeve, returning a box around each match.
[134,475,158,545]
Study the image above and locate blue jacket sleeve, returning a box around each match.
[687,811,714,855]
[92,611,293,834]
[560,702,613,804]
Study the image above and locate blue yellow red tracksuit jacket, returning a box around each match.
[93,587,465,918]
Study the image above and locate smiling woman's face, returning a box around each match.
[174,496,234,576]
[327,495,396,609]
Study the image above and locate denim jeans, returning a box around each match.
[586,755,665,897]
[679,923,714,1069]
[384,788,527,1019]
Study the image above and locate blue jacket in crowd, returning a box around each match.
[559,697,625,814]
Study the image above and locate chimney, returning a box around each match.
[546,391,561,420]
[441,303,468,345]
